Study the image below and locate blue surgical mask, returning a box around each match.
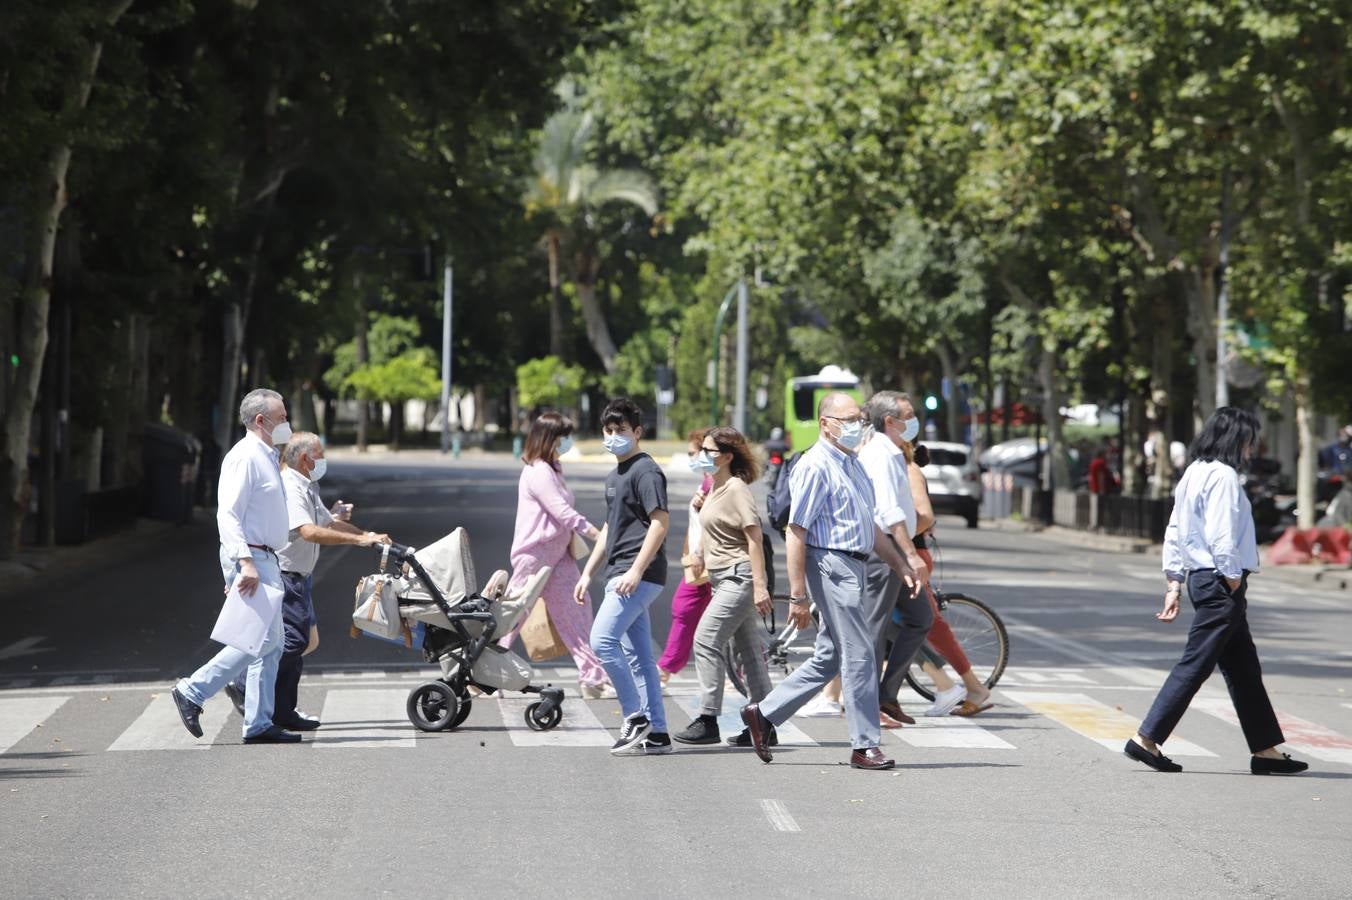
[309,458,327,482]
[602,433,634,457]
[901,417,920,443]
[836,420,864,450]
[692,451,718,474]
[558,436,574,456]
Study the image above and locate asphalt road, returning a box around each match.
[2,453,1350,899]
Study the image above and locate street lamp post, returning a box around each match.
[440,257,454,454]
[709,279,748,428]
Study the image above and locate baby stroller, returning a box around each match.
[357,527,565,733]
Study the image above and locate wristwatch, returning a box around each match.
[789,596,809,606]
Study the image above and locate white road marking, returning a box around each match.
[760,799,801,832]
[677,694,817,746]
[0,636,51,662]
[889,714,1015,750]
[0,694,71,753]
[109,692,234,751]
[499,695,613,747]
[1002,690,1216,757]
[1190,697,1352,765]
[312,689,416,748]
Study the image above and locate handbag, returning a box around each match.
[681,553,710,587]
[570,533,591,560]
[519,598,568,661]
[350,573,411,646]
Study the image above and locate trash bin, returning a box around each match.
[142,423,202,524]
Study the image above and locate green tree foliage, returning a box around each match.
[516,355,586,411]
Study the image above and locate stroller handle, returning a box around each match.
[375,541,417,572]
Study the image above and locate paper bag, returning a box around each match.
[569,533,591,560]
[211,581,286,657]
[519,598,568,661]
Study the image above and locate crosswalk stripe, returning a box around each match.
[1189,697,1352,765]
[498,695,613,746]
[1001,690,1216,757]
[0,694,72,753]
[889,714,1016,750]
[312,689,416,748]
[108,693,233,751]
[675,693,817,746]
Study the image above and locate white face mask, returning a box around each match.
[263,416,292,445]
[835,420,864,450]
[692,451,719,474]
[308,457,327,482]
[602,433,634,457]
[901,417,920,443]
[558,436,574,456]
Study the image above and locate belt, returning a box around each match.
[247,543,277,557]
[808,545,869,563]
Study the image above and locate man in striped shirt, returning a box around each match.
[741,392,918,770]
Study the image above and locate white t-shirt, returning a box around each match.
[277,467,335,575]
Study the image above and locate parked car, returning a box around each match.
[920,441,982,529]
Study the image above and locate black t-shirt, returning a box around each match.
[603,453,669,585]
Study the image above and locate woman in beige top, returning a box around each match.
[673,427,775,746]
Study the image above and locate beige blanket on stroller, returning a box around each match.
[396,527,549,634]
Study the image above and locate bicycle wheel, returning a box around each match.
[722,642,750,699]
[904,592,1009,702]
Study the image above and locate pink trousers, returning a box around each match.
[499,556,608,688]
[658,578,714,674]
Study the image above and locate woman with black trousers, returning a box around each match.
[1125,407,1308,776]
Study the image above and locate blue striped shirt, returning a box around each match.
[788,439,878,554]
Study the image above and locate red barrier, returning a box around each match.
[1316,527,1350,565]
[1268,526,1352,565]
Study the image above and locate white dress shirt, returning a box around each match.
[277,467,335,576]
[217,431,289,562]
[857,432,915,538]
[1162,459,1260,581]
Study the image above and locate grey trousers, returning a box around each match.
[694,561,773,715]
[865,552,934,706]
[760,548,881,749]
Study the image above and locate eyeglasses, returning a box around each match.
[823,415,869,426]
[700,444,722,454]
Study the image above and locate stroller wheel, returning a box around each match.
[407,682,459,732]
[451,696,472,728]
[524,701,563,731]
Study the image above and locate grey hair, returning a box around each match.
[281,432,322,468]
[239,388,283,428]
[865,390,913,433]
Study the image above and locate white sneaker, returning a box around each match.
[579,682,614,700]
[796,694,845,718]
[923,685,968,717]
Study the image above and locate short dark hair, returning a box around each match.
[601,397,643,431]
[1189,406,1260,470]
[522,411,574,467]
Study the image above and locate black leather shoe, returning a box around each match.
[224,682,246,716]
[728,724,779,748]
[849,747,895,770]
[673,715,720,745]
[1124,738,1183,772]
[740,704,773,763]
[242,725,302,744]
[274,712,321,732]
[1251,753,1308,775]
[171,685,204,738]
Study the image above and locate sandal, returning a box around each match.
[950,699,994,717]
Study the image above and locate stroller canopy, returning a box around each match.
[400,527,478,605]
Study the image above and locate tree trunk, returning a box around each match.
[1294,378,1317,529]
[389,401,403,451]
[1037,342,1071,491]
[355,288,370,452]
[547,232,565,360]
[0,0,131,558]
[933,342,962,442]
[575,279,619,373]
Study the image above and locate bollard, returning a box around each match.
[451,434,462,458]
[512,435,523,459]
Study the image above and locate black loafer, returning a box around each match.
[740,704,773,763]
[1251,753,1308,776]
[274,712,321,732]
[224,682,246,716]
[1124,738,1182,772]
[242,725,302,744]
[171,685,204,738]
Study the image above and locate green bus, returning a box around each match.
[784,365,863,452]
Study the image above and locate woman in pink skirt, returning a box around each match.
[498,412,610,698]
[658,429,715,684]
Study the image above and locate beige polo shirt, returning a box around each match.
[699,477,759,571]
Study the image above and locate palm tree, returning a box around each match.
[524,103,658,373]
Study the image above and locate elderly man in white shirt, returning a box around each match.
[172,388,301,744]
[227,431,390,731]
[859,391,936,727]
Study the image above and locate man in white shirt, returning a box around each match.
[172,388,301,744]
[228,431,390,731]
[859,391,935,726]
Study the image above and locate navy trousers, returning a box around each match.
[1139,570,1284,753]
[274,571,315,718]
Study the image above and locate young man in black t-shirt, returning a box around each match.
[575,398,672,755]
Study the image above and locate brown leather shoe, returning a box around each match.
[740,704,773,763]
[879,701,914,727]
[850,747,895,770]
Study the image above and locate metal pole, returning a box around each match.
[734,279,748,432]
[440,258,452,453]
[1216,167,1231,410]
[708,282,739,425]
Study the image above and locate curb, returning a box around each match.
[981,517,1154,555]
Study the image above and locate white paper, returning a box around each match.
[210,580,285,657]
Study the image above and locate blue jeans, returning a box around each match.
[177,546,285,738]
[589,578,667,732]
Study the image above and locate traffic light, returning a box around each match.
[925,394,939,412]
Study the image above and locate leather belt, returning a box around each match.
[247,543,277,557]
[809,545,869,563]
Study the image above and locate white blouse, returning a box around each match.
[1162,459,1260,581]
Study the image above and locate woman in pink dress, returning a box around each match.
[657,429,715,684]
[498,412,609,698]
